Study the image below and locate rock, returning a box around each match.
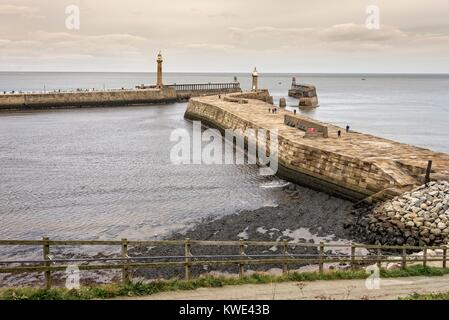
[362,181,449,246]
[411,206,421,214]
[431,228,442,235]
[386,263,401,270]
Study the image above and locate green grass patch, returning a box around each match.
[401,292,449,300]
[1,265,448,300]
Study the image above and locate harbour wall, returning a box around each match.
[0,88,178,110]
[184,92,449,202]
[0,82,242,110]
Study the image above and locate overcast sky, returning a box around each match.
[1,0,449,73]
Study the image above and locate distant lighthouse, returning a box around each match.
[251,67,259,91]
[156,51,163,88]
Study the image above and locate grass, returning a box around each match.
[1,265,448,300]
[401,292,449,300]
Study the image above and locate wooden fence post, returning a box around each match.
[425,160,432,184]
[377,248,382,268]
[350,244,356,270]
[401,246,407,269]
[282,240,288,274]
[239,240,245,278]
[121,238,130,285]
[443,247,447,269]
[319,242,324,274]
[184,238,191,281]
[423,247,427,267]
[42,236,51,289]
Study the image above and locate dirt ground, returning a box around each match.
[122,274,449,300]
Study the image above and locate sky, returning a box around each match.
[1,0,449,73]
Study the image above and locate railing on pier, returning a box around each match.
[166,82,241,92]
[0,238,447,289]
[1,88,137,96]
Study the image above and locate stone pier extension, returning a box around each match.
[185,92,449,202]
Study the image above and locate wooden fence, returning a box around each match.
[0,237,447,289]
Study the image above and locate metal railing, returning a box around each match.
[0,88,137,96]
[166,82,241,92]
[0,237,447,289]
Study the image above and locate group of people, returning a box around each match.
[268,107,278,113]
[337,125,351,137]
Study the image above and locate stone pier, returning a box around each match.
[185,91,449,202]
[0,88,178,110]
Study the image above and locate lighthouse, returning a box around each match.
[251,67,259,91]
[156,51,163,88]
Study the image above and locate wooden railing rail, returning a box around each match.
[0,237,447,288]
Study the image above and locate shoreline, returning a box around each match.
[131,182,369,280]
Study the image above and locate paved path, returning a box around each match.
[128,275,449,300]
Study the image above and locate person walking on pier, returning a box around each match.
[346,125,350,133]
[338,130,342,138]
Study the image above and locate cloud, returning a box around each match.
[0,31,150,59]
[0,4,44,18]
[227,24,449,51]
[183,43,235,50]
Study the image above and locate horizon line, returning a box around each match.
[1,70,449,75]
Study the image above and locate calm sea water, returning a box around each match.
[0,72,448,245]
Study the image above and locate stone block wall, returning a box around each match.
[185,98,401,200]
[0,88,178,110]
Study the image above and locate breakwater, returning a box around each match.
[185,91,449,202]
[0,82,241,110]
[354,181,449,246]
[288,79,319,108]
[0,88,177,110]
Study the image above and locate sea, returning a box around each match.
[0,72,448,248]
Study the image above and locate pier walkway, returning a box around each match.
[185,92,449,200]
